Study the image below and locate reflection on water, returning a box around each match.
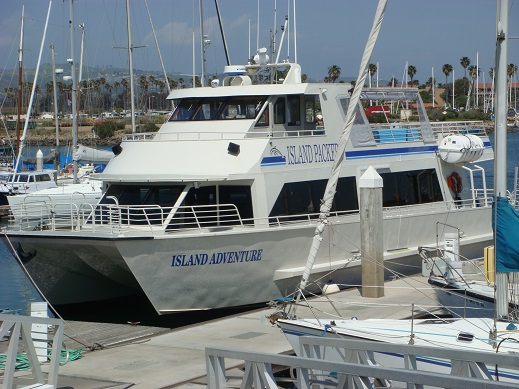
[0,238,42,315]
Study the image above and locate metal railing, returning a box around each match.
[8,195,492,237]
[0,313,64,389]
[121,121,486,144]
[431,120,486,138]
[205,339,518,388]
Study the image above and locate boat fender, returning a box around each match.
[447,172,463,194]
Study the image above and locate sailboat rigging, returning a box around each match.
[277,0,519,383]
[14,1,53,173]
[289,0,388,318]
[15,6,24,160]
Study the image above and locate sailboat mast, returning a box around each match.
[494,0,509,318]
[76,23,85,126]
[290,0,388,316]
[214,0,231,66]
[14,1,53,173]
[16,6,24,159]
[199,0,206,87]
[51,43,60,178]
[69,0,78,184]
[144,0,171,94]
[126,0,137,134]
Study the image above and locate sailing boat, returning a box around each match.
[6,0,105,225]
[277,0,519,383]
[0,3,59,207]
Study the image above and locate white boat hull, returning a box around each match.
[3,204,492,312]
[278,317,519,383]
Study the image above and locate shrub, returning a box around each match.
[92,121,116,139]
[136,122,159,133]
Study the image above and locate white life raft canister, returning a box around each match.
[438,134,484,164]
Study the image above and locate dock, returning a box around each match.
[2,275,441,388]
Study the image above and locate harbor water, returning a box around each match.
[1,132,519,324]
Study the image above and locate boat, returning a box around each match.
[277,0,519,384]
[420,238,519,319]
[5,1,114,227]
[0,169,57,206]
[1,3,494,313]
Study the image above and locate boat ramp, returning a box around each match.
[1,275,516,388]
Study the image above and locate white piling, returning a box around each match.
[359,166,384,298]
[36,148,43,171]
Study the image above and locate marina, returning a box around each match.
[1,0,519,387]
[1,275,450,388]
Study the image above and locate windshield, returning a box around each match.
[169,96,267,121]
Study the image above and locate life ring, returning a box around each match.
[447,172,463,194]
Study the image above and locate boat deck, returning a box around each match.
[1,274,441,388]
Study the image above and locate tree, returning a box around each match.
[387,77,398,87]
[407,65,417,83]
[301,73,308,83]
[368,63,377,86]
[489,68,494,80]
[327,65,341,83]
[465,65,481,110]
[460,57,470,78]
[442,64,453,85]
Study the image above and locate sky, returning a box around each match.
[0,0,518,86]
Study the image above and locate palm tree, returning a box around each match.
[507,63,517,79]
[460,57,470,78]
[466,65,481,110]
[327,65,341,83]
[407,65,417,84]
[442,64,453,86]
[387,77,398,87]
[368,63,377,86]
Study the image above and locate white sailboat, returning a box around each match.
[277,0,519,384]
[6,0,105,226]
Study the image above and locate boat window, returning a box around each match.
[35,174,51,182]
[305,95,321,124]
[170,98,200,121]
[100,184,185,206]
[274,98,285,124]
[168,185,253,229]
[17,174,29,183]
[95,184,186,225]
[192,98,226,120]
[380,169,443,206]
[169,96,268,122]
[255,104,269,127]
[219,96,266,120]
[339,97,367,125]
[269,177,358,221]
[287,95,301,126]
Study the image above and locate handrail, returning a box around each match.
[7,197,493,235]
[121,121,486,143]
[0,313,65,389]
[205,343,518,388]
